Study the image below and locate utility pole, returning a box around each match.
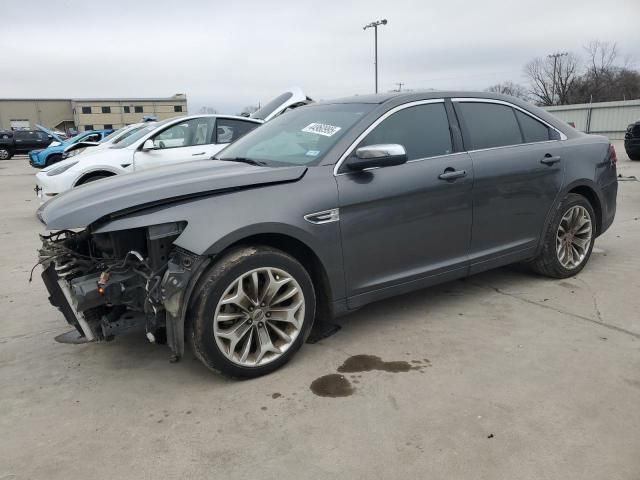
[363,19,388,93]
[395,82,404,92]
[548,52,568,105]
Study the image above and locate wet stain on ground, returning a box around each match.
[310,355,431,397]
[310,374,354,397]
[271,393,282,399]
[337,354,427,373]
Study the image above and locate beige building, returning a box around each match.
[0,94,187,133]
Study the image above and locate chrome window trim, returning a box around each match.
[451,97,568,141]
[333,99,445,176]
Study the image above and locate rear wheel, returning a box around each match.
[189,246,316,378]
[0,147,11,160]
[530,193,596,278]
[628,151,640,161]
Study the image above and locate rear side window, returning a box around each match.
[215,119,259,144]
[457,102,522,150]
[515,110,552,143]
[358,103,452,161]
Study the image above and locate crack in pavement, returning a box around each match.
[467,280,640,340]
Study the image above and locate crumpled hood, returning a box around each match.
[37,160,307,230]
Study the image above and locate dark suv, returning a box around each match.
[624,120,640,161]
[0,129,57,159]
[36,91,618,378]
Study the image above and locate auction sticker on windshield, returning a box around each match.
[301,123,342,137]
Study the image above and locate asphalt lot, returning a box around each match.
[1,143,639,479]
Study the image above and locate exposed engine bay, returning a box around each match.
[38,222,208,360]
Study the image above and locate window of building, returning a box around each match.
[174,105,183,112]
[358,103,453,161]
[81,107,92,114]
[101,106,111,114]
[215,119,259,144]
[134,106,144,113]
[84,125,94,131]
[457,102,523,150]
[124,106,130,113]
[104,124,113,130]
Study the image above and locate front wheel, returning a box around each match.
[530,193,596,278]
[189,246,316,378]
[0,147,11,160]
[45,153,62,167]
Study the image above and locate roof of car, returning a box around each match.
[321,90,520,105]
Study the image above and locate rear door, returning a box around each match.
[453,99,564,272]
[133,117,218,171]
[336,100,473,307]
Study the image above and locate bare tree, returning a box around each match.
[524,54,580,106]
[198,106,217,114]
[485,81,530,100]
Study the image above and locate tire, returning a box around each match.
[76,174,111,186]
[628,152,640,161]
[189,246,316,378]
[530,193,596,278]
[0,147,10,160]
[45,153,62,167]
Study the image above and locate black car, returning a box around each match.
[0,129,58,159]
[624,120,640,161]
[36,91,618,378]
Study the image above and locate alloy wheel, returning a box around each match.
[213,267,305,367]
[0,149,9,160]
[556,205,593,269]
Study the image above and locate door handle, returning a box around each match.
[438,169,467,181]
[192,152,206,156]
[540,154,561,165]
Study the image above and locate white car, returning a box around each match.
[35,88,311,202]
[61,122,153,159]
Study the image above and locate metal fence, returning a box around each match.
[544,99,640,140]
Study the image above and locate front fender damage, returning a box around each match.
[159,249,211,362]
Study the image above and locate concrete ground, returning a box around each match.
[1,143,639,480]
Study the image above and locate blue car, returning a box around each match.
[29,128,113,168]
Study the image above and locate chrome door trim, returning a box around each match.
[451,97,568,141]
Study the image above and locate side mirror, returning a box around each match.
[345,144,408,171]
[142,139,155,151]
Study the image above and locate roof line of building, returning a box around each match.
[0,95,186,102]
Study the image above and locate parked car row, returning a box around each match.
[36,90,618,379]
[0,127,62,159]
[34,87,312,201]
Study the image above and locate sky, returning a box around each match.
[1,0,639,114]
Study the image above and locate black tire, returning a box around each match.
[628,152,640,161]
[76,174,112,186]
[0,147,11,160]
[45,153,62,167]
[189,246,316,378]
[530,193,596,279]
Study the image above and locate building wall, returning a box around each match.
[545,99,640,140]
[72,94,188,131]
[0,99,73,131]
[0,94,187,133]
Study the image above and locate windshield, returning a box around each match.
[219,103,373,167]
[100,126,129,143]
[111,119,172,149]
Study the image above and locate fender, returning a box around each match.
[535,178,604,256]
[73,167,121,187]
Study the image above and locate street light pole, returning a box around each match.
[363,19,387,94]
[548,52,568,105]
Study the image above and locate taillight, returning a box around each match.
[609,144,617,165]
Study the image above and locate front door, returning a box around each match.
[336,101,473,308]
[133,117,218,171]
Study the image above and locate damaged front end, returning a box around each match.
[39,222,209,360]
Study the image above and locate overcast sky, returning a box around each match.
[2,0,639,113]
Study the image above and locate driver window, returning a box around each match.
[153,118,215,149]
[358,103,453,161]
